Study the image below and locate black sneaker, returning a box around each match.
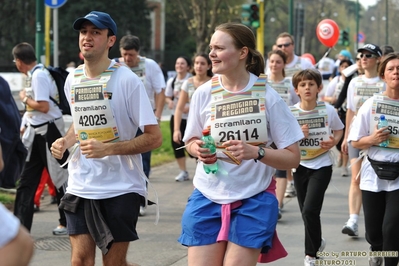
[50,196,57,204]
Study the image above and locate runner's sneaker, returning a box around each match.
[285,182,296,198]
[342,219,358,237]
[53,225,67,235]
[175,171,189,182]
[319,238,326,252]
[304,255,316,266]
[341,167,349,177]
[139,205,146,216]
[369,247,383,266]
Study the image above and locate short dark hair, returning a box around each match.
[381,45,394,56]
[119,35,140,51]
[12,42,37,64]
[276,32,294,45]
[292,69,322,89]
[339,59,352,67]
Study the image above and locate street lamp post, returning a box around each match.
[356,0,359,51]
[385,0,388,44]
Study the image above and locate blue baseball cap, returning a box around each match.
[73,11,117,35]
[339,50,352,59]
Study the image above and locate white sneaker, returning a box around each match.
[369,247,383,266]
[175,171,189,182]
[285,182,296,198]
[139,205,146,216]
[342,219,358,237]
[319,238,326,252]
[341,167,349,177]
[304,255,316,266]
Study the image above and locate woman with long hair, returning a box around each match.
[173,54,213,181]
[178,22,303,265]
[165,56,192,182]
[267,49,300,220]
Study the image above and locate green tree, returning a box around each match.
[172,0,245,54]
[0,1,152,69]
[0,0,36,70]
[164,0,196,68]
[57,0,152,67]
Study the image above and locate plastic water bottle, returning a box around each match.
[201,128,218,174]
[378,115,389,147]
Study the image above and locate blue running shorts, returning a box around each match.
[178,188,278,249]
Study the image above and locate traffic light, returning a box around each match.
[241,4,251,27]
[339,29,350,46]
[249,3,260,29]
[342,30,349,46]
[241,3,260,29]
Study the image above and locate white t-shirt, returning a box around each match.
[64,62,157,199]
[136,57,166,110]
[0,203,19,249]
[317,57,335,76]
[325,76,345,98]
[165,73,191,117]
[293,103,344,169]
[348,97,399,192]
[26,65,63,125]
[268,77,300,106]
[346,76,383,112]
[183,73,304,204]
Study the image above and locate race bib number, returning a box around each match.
[212,98,267,146]
[370,95,399,148]
[291,105,329,160]
[72,84,119,142]
[354,81,383,112]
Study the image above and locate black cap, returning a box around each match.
[357,43,382,57]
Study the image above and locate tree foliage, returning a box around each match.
[1,0,397,72]
[0,0,36,70]
[168,0,244,55]
[0,0,152,69]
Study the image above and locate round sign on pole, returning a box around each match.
[44,0,67,9]
[357,32,365,43]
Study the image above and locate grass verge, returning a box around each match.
[151,120,175,166]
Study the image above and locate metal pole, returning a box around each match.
[355,0,359,51]
[289,0,294,35]
[257,0,264,56]
[35,0,45,63]
[45,6,51,66]
[54,9,59,67]
[386,0,388,44]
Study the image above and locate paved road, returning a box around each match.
[29,157,372,266]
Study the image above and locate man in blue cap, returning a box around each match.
[51,11,162,265]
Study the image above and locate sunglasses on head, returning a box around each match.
[359,53,377,59]
[277,43,292,48]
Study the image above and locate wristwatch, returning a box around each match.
[257,147,265,161]
[23,96,31,104]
